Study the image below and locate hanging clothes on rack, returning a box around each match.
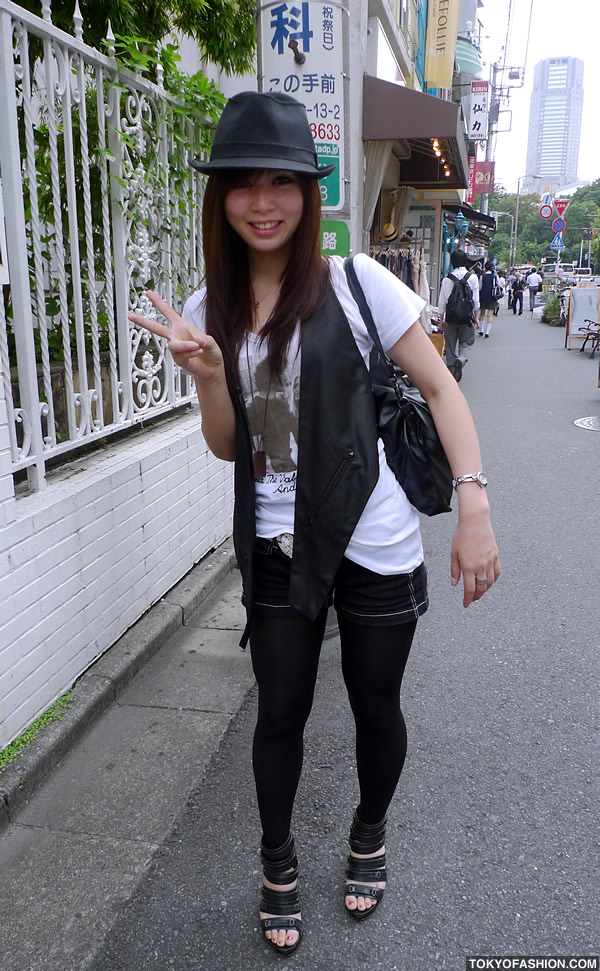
[368,243,420,293]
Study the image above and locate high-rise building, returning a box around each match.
[523,57,584,194]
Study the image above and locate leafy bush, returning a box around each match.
[541,295,563,325]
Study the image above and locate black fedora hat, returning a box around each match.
[189,91,336,179]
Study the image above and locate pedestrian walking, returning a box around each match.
[438,249,480,381]
[506,268,516,311]
[471,263,484,333]
[128,91,499,957]
[493,269,506,317]
[526,267,543,312]
[512,272,525,315]
[478,261,500,337]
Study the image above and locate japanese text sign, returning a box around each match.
[258,1,344,210]
[320,219,350,256]
[468,81,489,141]
[466,155,476,203]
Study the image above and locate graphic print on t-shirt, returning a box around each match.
[245,356,299,474]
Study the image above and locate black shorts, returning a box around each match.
[249,538,428,627]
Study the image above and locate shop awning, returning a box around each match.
[443,203,497,229]
[362,75,469,190]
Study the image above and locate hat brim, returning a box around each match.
[188,155,336,179]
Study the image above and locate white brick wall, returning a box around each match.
[0,405,234,750]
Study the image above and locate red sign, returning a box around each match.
[475,161,495,194]
[554,199,570,216]
[552,217,566,233]
[539,204,553,219]
[466,155,476,203]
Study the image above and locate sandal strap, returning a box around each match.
[346,851,386,883]
[261,916,304,934]
[349,809,387,854]
[261,885,300,916]
[345,883,384,904]
[261,834,298,884]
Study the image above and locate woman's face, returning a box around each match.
[224,169,304,257]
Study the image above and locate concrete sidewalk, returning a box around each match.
[0,538,254,971]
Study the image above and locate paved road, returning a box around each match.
[3,306,600,970]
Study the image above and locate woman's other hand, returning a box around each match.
[450,508,500,606]
[128,291,224,381]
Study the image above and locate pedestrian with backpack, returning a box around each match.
[438,250,480,382]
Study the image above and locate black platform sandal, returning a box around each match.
[345,809,387,921]
[260,834,304,957]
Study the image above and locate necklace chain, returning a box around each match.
[252,280,279,311]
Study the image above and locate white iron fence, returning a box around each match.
[0,0,207,492]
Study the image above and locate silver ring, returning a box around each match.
[476,577,488,586]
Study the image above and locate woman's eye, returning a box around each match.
[274,175,295,185]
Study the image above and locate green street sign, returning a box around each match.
[320,220,350,257]
[316,144,341,209]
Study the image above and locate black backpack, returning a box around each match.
[446,271,475,325]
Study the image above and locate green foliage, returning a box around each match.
[0,691,72,771]
[541,294,562,324]
[485,181,600,270]
[13,0,256,75]
[5,32,223,376]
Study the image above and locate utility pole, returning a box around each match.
[479,61,498,216]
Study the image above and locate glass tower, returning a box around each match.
[524,57,584,193]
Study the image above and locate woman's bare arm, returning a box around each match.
[387,321,500,606]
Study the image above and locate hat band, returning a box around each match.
[210,141,318,166]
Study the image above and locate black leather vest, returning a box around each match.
[231,283,380,629]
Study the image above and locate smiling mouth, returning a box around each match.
[250,221,281,229]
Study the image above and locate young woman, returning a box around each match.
[478,261,499,336]
[129,91,500,957]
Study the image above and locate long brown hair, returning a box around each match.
[202,170,329,384]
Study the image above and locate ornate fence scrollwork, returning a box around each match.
[0,1,216,490]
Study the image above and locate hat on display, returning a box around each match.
[381,222,398,242]
[188,91,337,179]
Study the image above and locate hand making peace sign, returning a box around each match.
[128,291,224,382]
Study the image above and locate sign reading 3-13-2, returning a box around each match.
[258,1,345,210]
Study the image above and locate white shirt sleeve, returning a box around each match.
[437,276,453,314]
[182,287,207,330]
[470,274,480,310]
[330,254,426,355]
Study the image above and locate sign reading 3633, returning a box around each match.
[258,1,345,211]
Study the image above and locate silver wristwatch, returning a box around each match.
[452,472,488,490]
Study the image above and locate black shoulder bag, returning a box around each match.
[344,257,452,516]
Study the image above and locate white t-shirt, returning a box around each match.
[182,253,426,575]
[437,265,480,313]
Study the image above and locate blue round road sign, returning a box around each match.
[552,217,566,233]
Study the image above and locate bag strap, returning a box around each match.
[344,256,386,359]
[344,257,407,403]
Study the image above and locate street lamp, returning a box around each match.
[490,211,514,267]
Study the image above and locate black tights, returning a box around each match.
[250,611,417,848]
